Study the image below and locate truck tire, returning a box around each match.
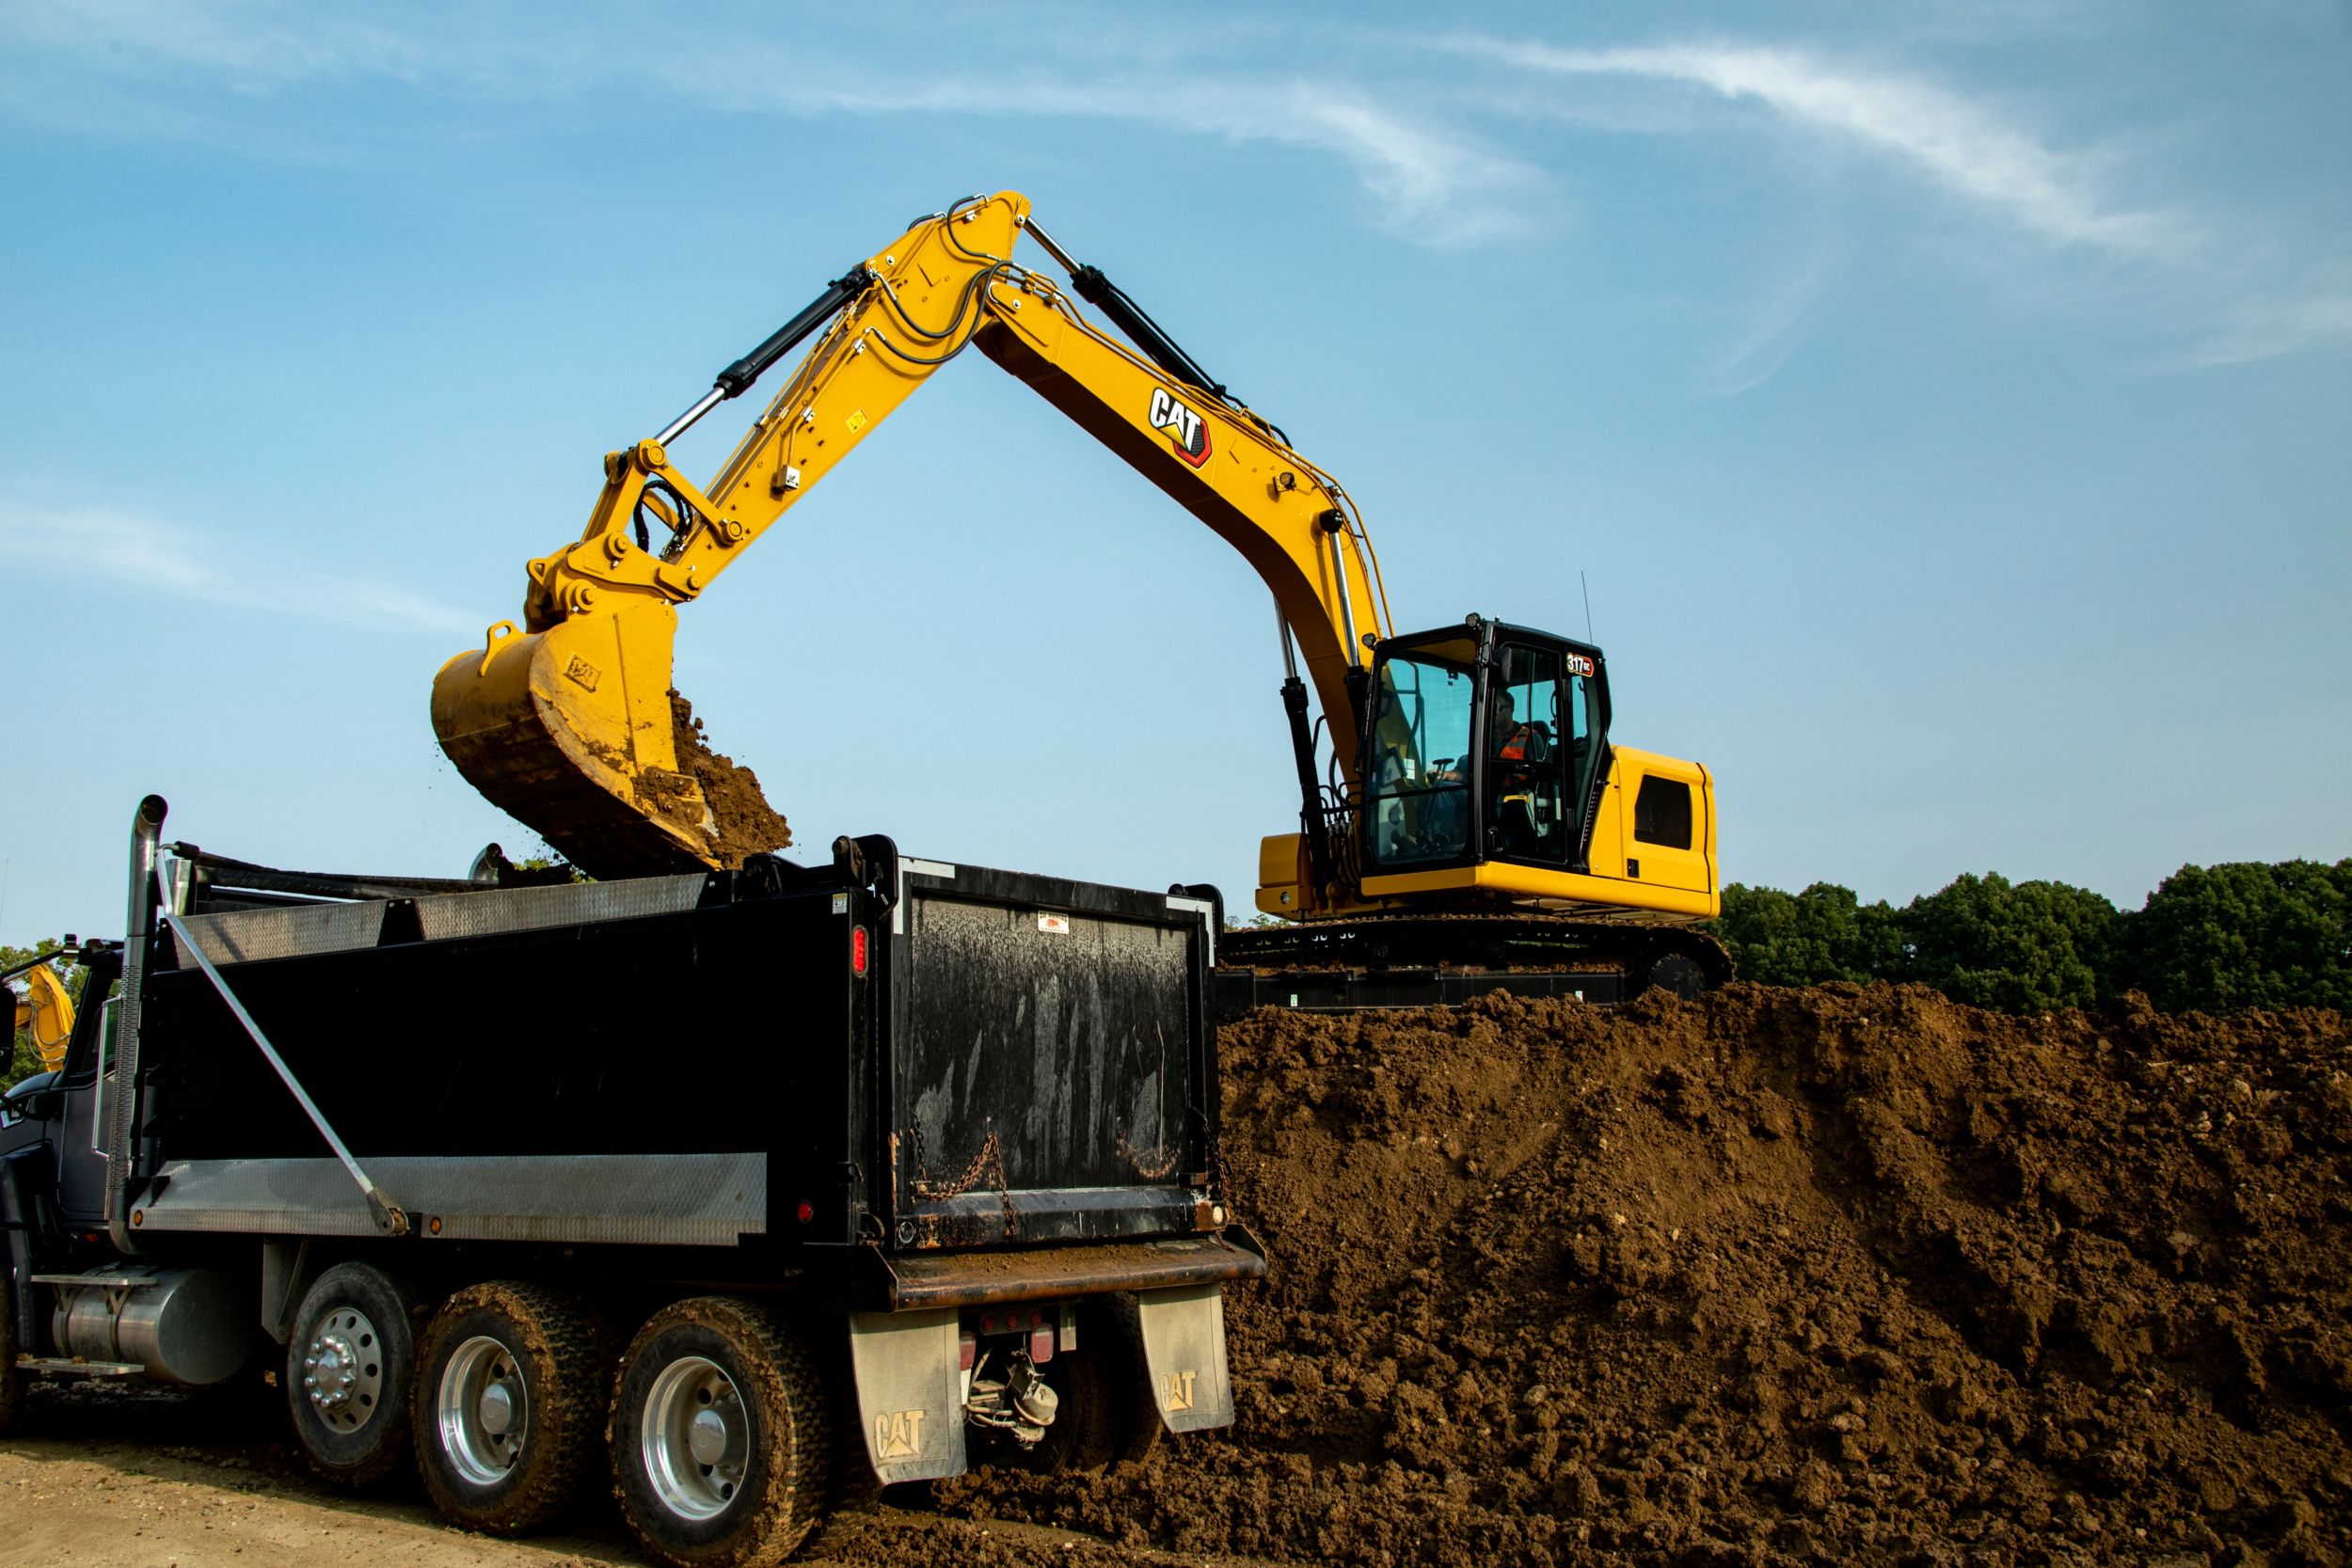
[609,1296,830,1568]
[1012,1295,1158,1475]
[414,1281,609,1536]
[0,1268,22,1435]
[1101,1292,1165,1469]
[285,1262,420,1489]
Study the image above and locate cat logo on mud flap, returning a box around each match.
[873,1408,927,1460]
[1148,388,1212,467]
[1160,1369,1199,1413]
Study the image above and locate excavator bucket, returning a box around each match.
[431,601,744,878]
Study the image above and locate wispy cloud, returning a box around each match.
[0,502,476,636]
[2186,282,2352,367]
[1451,37,2182,254]
[8,5,2344,361]
[0,3,1536,245]
[1696,244,1840,399]
[683,55,1540,244]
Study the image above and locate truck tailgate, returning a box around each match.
[886,863,1217,1248]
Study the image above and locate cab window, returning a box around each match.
[1365,650,1474,868]
[62,976,121,1081]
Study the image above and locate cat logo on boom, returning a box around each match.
[1148,387,1212,467]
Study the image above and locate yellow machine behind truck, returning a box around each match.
[5,949,76,1073]
[431,191,1726,1004]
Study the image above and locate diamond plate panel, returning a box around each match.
[171,901,389,968]
[412,874,708,942]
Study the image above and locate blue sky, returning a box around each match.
[3,1,2347,943]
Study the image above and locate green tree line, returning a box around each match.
[1707,859,2352,1015]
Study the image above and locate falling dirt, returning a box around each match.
[943,983,2352,1566]
[668,690,792,864]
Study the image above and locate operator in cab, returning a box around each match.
[1492,689,1552,772]
[1489,689,1555,855]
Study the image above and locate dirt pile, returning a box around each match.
[667,691,792,863]
[947,984,2352,1566]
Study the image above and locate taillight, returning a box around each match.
[851,925,868,975]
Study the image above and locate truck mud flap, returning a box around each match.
[1137,1283,1233,1433]
[847,1307,967,1484]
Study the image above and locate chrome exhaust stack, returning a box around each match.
[103,794,167,1253]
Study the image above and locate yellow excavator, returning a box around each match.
[431,192,1726,1003]
[7,949,77,1073]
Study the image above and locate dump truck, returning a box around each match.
[0,797,1258,1566]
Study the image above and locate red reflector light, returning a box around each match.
[850,926,868,975]
[795,1200,814,1224]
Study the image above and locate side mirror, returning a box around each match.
[1,1070,64,1124]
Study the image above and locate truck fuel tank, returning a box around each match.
[45,1266,255,1386]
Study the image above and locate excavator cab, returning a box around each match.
[1359,618,1609,880]
[1254,614,1713,927]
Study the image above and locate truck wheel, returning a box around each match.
[415,1281,609,1535]
[285,1262,419,1488]
[609,1296,830,1568]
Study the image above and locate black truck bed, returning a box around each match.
[126,843,1242,1304]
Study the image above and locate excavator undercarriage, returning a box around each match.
[1212,914,1731,1021]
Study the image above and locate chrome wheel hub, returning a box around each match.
[437,1335,530,1486]
[302,1307,383,1431]
[642,1355,749,1521]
